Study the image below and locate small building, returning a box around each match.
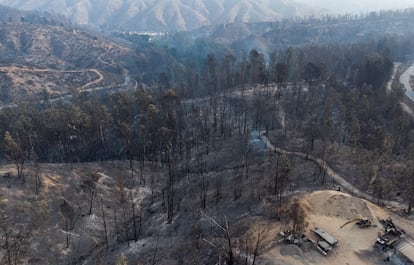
[311,227,339,256]
[313,227,338,246]
[318,240,333,253]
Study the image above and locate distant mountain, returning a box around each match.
[182,9,414,55]
[0,0,316,32]
[0,4,70,26]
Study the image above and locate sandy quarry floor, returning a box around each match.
[261,190,399,265]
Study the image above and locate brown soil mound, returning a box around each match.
[305,190,374,221]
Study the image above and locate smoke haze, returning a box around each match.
[295,0,414,13]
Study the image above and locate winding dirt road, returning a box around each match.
[259,131,407,210]
[400,64,414,102]
[79,69,104,91]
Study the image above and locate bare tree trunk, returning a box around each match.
[138,206,142,239]
[101,198,108,249]
[252,231,262,265]
[274,153,280,195]
[225,217,234,265]
[122,206,130,246]
[5,231,11,265]
[200,174,207,209]
[244,237,248,265]
[151,172,155,205]
[215,176,221,205]
[130,157,134,179]
[167,153,174,224]
[65,218,70,249]
[14,241,22,265]
[113,207,119,243]
[151,235,160,265]
[88,189,95,215]
[34,161,41,195]
[132,200,137,241]
[141,129,146,185]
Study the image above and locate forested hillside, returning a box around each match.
[185,9,414,54]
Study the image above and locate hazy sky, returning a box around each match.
[295,0,414,13]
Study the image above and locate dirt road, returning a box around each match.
[397,63,414,118]
[400,64,414,102]
[259,131,407,210]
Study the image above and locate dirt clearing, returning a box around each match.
[262,191,391,265]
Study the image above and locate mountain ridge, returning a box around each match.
[0,3,70,26]
[0,0,316,31]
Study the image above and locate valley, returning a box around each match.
[1,3,414,265]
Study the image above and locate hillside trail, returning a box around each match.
[97,47,117,67]
[0,65,104,91]
[0,69,134,111]
[79,69,104,91]
[259,131,407,211]
[0,54,141,110]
